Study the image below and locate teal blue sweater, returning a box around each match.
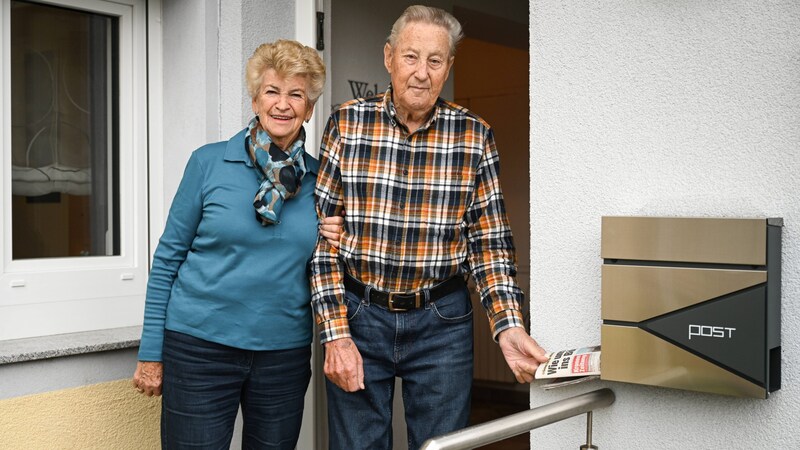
[138,128,319,361]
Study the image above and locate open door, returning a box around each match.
[315,1,530,448]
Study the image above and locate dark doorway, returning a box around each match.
[454,7,531,450]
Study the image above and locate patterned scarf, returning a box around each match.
[246,116,308,225]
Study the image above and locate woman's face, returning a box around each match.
[251,68,315,150]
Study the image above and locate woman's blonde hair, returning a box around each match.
[245,40,326,102]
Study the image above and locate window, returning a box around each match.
[1,0,149,340]
[10,1,119,260]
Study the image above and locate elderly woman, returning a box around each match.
[132,40,337,449]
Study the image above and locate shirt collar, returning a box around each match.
[382,84,440,131]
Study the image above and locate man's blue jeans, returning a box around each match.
[161,330,311,449]
[326,282,474,450]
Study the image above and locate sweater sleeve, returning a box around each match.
[137,152,205,361]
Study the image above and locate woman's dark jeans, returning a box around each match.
[161,330,311,449]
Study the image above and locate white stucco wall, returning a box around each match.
[161,0,296,213]
[529,1,799,448]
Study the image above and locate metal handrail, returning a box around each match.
[420,388,615,450]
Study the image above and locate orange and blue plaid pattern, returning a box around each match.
[310,88,524,344]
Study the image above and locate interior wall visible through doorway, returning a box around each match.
[453,8,530,385]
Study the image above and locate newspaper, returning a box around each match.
[534,345,601,390]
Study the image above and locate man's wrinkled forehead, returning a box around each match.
[390,21,452,55]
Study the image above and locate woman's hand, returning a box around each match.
[320,214,345,248]
[132,361,164,397]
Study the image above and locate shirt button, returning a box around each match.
[402,169,408,175]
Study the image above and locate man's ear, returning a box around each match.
[383,43,393,73]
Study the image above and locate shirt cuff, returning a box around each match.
[319,317,352,344]
[490,308,525,342]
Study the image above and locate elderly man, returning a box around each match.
[311,5,547,449]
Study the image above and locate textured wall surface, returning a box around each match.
[0,379,160,449]
[529,1,799,448]
[161,0,295,214]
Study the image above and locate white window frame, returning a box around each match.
[0,0,149,340]
[294,3,322,449]
[295,0,325,159]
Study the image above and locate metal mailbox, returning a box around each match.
[600,217,782,398]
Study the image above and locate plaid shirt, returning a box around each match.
[311,88,524,344]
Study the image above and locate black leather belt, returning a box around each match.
[343,273,465,312]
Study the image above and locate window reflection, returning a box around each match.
[10,0,119,259]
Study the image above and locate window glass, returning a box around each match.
[10,0,119,259]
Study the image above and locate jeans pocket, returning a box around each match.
[431,288,473,323]
[344,291,364,321]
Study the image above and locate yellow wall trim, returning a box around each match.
[0,379,160,449]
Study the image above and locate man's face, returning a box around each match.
[384,21,453,121]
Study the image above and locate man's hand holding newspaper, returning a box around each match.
[534,345,601,390]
